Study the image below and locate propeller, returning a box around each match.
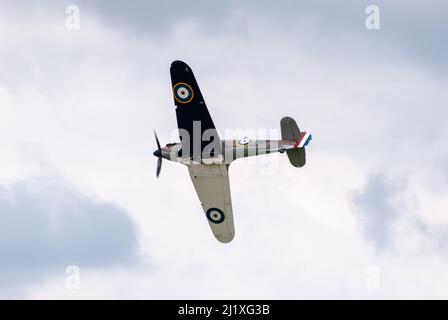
[153,131,162,178]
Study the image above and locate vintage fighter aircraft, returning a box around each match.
[153,60,312,243]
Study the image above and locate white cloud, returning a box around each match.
[0,0,447,299]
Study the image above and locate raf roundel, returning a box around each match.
[173,82,194,104]
[237,137,251,146]
[206,208,225,224]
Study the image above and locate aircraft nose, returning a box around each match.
[153,149,162,158]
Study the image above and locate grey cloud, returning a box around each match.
[0,175,139,294]
[351,174,403,251]
[352,172,448,259]
[70,0,448,71]
[2,0,446,73]
[410,206,448,257]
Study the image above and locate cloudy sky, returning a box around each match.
[0,0,447,299]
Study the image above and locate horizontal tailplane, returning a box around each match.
[286,149,306,167]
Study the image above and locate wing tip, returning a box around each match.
[215,232,235,244]
[171,60,190,70]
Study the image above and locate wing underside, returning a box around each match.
[187,164,235,243]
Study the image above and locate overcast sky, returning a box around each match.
[0,0,447,299]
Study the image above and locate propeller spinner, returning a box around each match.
[153,131,162,178]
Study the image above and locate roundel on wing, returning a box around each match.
[206,207,225,224]
[236,137,252,147]
[173,82,194,104]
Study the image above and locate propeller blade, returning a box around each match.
[154,131,161,150]
[156,157,162,178]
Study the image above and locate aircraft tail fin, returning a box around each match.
[280,116,309,168]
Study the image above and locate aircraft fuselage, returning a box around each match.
[156,138,301,165]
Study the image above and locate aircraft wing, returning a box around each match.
[170,60,221,160]
[188,164,235,243]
